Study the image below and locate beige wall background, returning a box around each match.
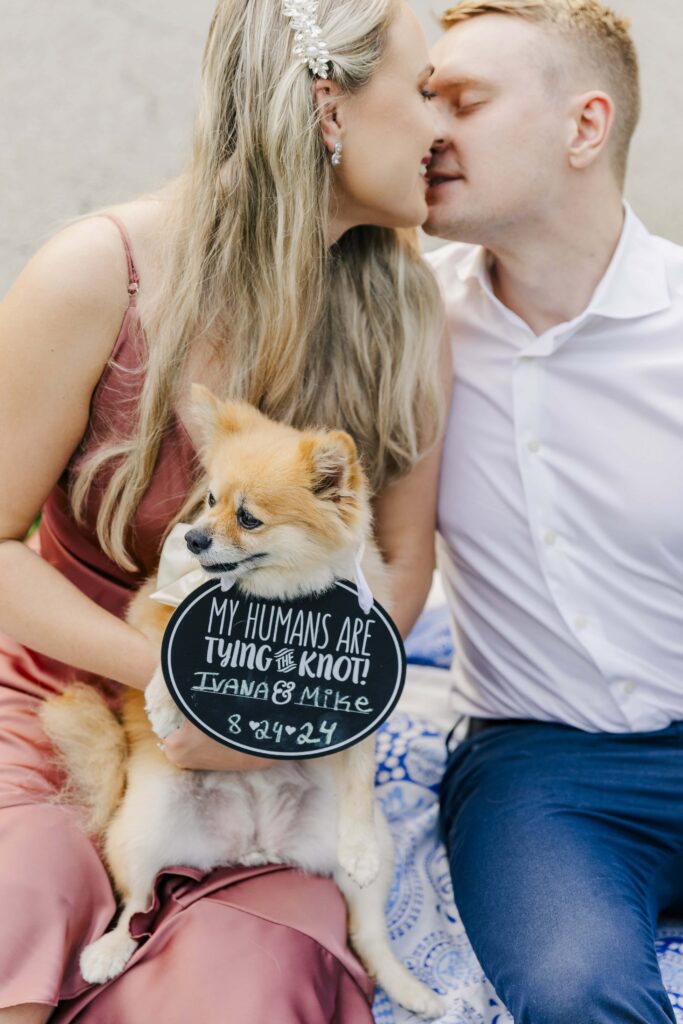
[1,0,681,294]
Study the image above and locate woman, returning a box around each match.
[0,0,446,1020]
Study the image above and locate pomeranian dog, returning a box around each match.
[40,386,443,1018]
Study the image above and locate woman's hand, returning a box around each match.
[160,720,278,771]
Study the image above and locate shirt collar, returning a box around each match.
[454,244,489,287]
[586,203,671,320]
[454,203,671,324]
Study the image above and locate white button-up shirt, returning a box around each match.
[428,206,683,732]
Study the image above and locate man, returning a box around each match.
[424,1,683,1021]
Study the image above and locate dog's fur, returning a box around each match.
[40,388,443,1017]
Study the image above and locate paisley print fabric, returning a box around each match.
[374,706,683,1023]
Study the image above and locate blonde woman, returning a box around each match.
[0,1,447,1022]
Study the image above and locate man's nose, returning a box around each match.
[428,95,454,152]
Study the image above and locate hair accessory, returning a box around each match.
[282,0,331,79]
[331,141,343,167]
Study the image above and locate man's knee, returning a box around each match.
[497,939,675,1024]
[510,950,609,1024]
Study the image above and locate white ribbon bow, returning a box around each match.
[352,543,374,614]
[150,523,211,607]
[150,522,374,613]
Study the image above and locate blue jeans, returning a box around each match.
[439,719,683,1023]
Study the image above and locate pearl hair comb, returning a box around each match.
[282,0,332,79]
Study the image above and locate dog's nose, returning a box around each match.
[185,528,213,554]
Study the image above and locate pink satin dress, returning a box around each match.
[0,216,374,1022]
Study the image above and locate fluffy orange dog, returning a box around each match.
[41,386,443,1018]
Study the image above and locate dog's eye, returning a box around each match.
[236,507,262,531]
[207,492,217,508]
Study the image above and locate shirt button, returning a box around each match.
[544,530,557,546]
[527,439,541,453]
[574,615,588,630]
[623,681,636,695]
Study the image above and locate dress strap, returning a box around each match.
[101,213,140,300]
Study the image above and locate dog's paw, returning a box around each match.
[394,979,445,1018]
[144,669,184,739]
[80,930,139,984]
[382,969,445,1019]
[337,833,380,888]
[146,701,184,741]
[240,850,271,867]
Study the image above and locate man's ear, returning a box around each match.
[312,78,345,159]
[301,430,359,502]
[567,91,615,171]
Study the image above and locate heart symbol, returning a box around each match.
[249,721,260,731]
[285,726,296,735]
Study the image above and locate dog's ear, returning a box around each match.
[302,430,360,502]
[191,385,260,445]
[190,384,223,444]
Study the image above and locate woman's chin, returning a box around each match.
[400,189,431,228]
[379,197,430,231]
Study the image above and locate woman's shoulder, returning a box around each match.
[7,213,125,331]
[27,199,161,304]
[0,199,164,409]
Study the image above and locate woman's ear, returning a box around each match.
[312,78,345,158]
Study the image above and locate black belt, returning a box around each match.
[466,716,533,739]
[445,715,534,752]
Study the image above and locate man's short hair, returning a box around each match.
[440,0,641,185]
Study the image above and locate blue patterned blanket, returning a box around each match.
[374,607,683,1022]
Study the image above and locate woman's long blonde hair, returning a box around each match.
[71,0,445,572]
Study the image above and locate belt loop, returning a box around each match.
[445,714,466,753]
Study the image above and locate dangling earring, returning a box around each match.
[331,141,343,167]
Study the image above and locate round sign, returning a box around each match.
[160,579,406,759]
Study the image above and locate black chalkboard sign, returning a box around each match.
[160,579,406,759]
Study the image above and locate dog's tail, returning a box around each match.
[39,683,127,837]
